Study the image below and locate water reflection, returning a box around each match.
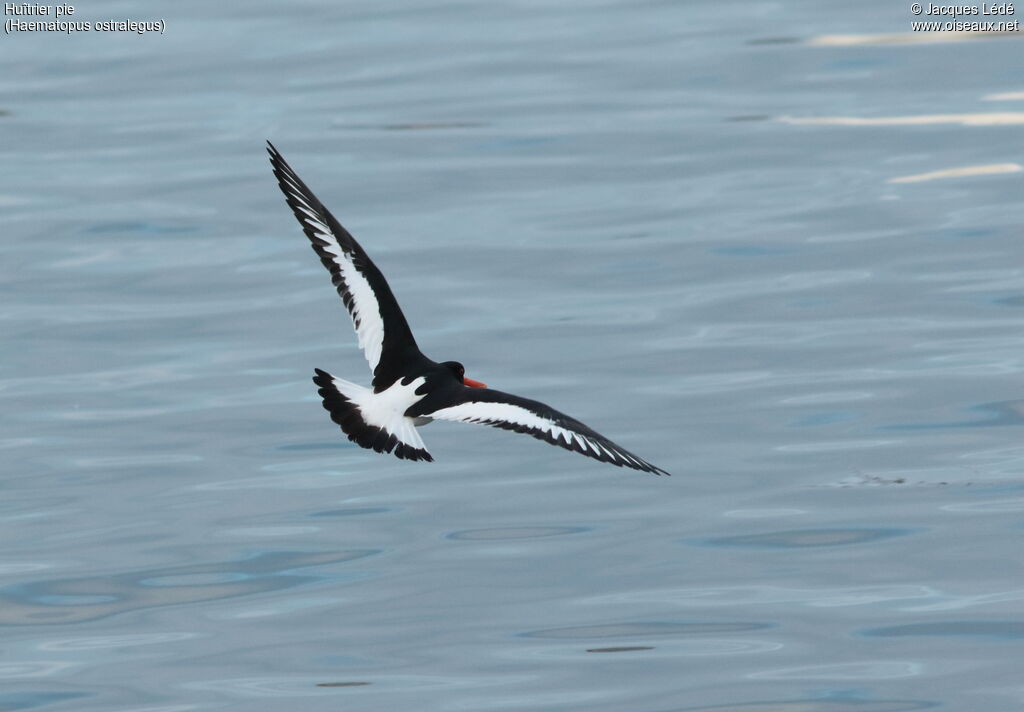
[699,529,912,549]
[809,30,1023,45]
[447,526,588,540]
[864,621,1024,639]
[308,507,392,518]
[888,163,1022,184]
[747,661,922,680]
[0,691,91,710]
[585,646,654,653]
[673,699,936,711]
[522,622,771,639]
[0,550,377,626]
[884,400,1024,430]
[0,661,78,678]
[779,113,1024,126]
[38,632,199,651]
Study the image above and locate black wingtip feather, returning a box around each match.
[312,369,432,463]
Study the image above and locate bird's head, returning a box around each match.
[442,361,487,389]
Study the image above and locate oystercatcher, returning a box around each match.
[268,142,669,475]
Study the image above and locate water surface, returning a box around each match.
[3,1,1024,710]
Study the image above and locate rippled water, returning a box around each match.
[4,1,1024,710]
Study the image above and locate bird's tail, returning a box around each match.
[312,369,432,461]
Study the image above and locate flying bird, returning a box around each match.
[268,141,668,475]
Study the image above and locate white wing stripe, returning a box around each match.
[319,239,342,255]
[417,392,666,473]
[575,433,593,453]
[427,401,560,433]
[425,400,633,462]
[284,189,314,214]
[297,209,386,374]
[297,205,325,223]
[302,217,330,233]
[279,173,309,201]
[339,255,385,371]
[621,451,644,468]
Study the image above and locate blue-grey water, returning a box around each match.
[4,2,1024,710]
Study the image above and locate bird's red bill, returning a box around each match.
[463,377,487,389]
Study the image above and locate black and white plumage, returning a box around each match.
[268,141,669,476]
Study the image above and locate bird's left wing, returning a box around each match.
[268,141,421,389]
[417,387,670,475]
